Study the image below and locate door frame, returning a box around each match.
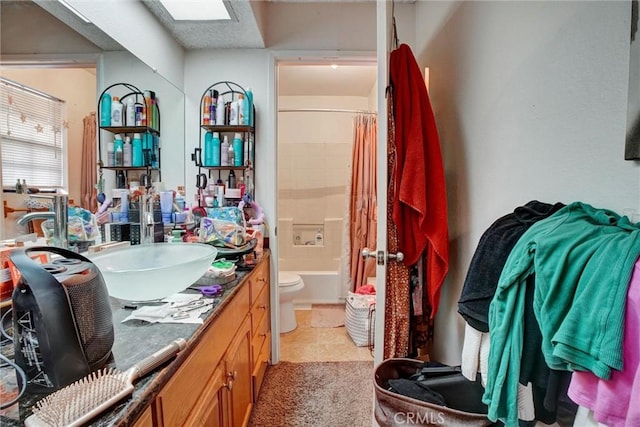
[268,50,376,364]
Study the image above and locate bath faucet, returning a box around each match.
[16,194,69,249]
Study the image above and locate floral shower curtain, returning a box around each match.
[80,112,97,211]
[348,114,378,291]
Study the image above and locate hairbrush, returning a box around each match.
[24,338,187,427]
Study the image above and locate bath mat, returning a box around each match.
[248,361,373,427]
[310,304,345,328]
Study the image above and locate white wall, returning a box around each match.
[412,1,637,364]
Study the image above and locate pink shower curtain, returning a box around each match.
[81,112,97,211]
[349,114,378,291]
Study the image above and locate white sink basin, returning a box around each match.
[89,243,218,301]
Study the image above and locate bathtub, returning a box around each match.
[279,271,343,306]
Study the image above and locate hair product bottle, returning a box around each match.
[221,135,229,166]
[204,131,214,166]
[212,132,221,166]
[100,92,111,126]
[233,133,243,166]
[132,133,143,167]
[123,136,132,167]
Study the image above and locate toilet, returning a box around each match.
[278,272,305,333]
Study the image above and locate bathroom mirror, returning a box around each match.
[0,0,186,238]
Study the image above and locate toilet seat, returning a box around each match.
[279,272,303,288]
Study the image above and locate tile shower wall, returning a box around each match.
[278,95,372,271]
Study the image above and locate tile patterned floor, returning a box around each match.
[279,309,373,362]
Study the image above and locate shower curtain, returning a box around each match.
[80,112,97,211]
[348,114,378,291]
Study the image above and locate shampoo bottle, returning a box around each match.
[221,135,229,166]
[244,87,253,126]
[315,229,324,246]
[238,94,245,125]
[204,131,214,166]
[212,132,221,166]
[125,97,135,126]
[216,96,225,125]
[123,136,132,167]
[228,140,235,166]
[100,92,111,126]
[232,133,243,166]
[111,97,123,126]
[114,135,124,166]
[132,133,143,167]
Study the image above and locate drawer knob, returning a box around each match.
[227,370,238,380]
[259,333,267,338]
[257,278,266,283]
[224,380,233,391]
[258,304,267,310]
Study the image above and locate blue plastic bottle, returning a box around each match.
[233,133,243,166]
[244,87,253,126]
[204,131,214,166]
[132,133,143,167]
[212,132,221,166]
[100,92,111,126]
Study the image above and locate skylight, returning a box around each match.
[158,0,231,21]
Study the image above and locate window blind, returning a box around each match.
[0,78,65,190]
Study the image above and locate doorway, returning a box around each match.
[275,58,377,362]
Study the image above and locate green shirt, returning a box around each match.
[482,202,640,425]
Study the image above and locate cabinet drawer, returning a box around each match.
[249,261,269,306]
[250,283,269,338]
[252,331,271,402]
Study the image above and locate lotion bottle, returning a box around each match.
[221,135,230,166]
[111,97,123,126]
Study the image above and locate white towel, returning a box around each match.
[461,323,483,381]
[461,323,534,421]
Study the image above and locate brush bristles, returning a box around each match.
[29,368,128,426]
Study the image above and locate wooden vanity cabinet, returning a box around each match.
[137,253,271,427]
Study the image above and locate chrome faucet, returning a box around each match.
[16,194,69,249]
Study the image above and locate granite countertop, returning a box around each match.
[0,253,266,426]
